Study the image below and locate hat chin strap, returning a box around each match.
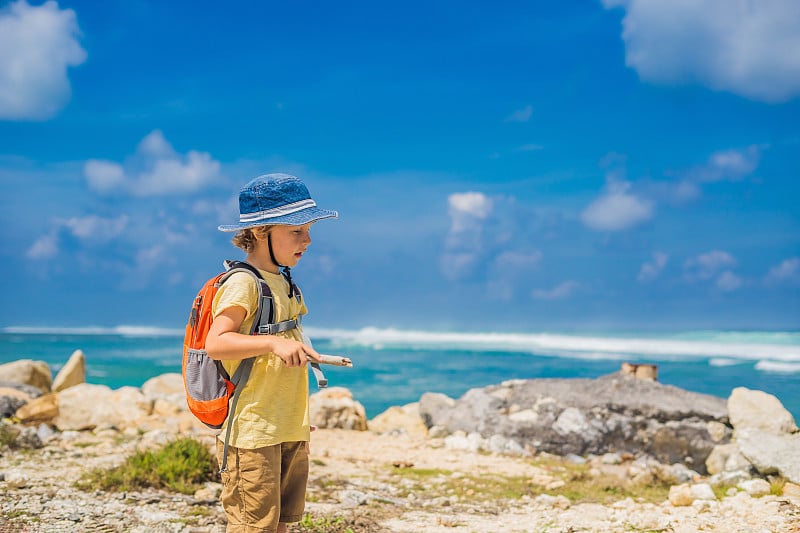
[267,233,295,298]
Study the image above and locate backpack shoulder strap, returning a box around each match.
[221,260,275,333]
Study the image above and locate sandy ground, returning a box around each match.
[0,428,799,532]
[304,429,800,533]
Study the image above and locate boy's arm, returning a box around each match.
[205,305,320,367]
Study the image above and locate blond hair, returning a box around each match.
[231,226,271,253]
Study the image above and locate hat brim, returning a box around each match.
[218,207,338,232]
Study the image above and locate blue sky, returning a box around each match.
[1,0,798,332]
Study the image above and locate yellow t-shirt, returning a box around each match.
[211,267,310,448]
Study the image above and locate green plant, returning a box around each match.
[768,475,786,496]
[0,423,19,449]
[293,513,355,533]
[75,437,216,495]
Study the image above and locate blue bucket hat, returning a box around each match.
[218,173,338,232]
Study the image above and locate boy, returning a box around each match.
[205,173,337,532]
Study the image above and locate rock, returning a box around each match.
[428,425,450,438]
[15,393,58,423]
[706,443,751,475]
[444,431,484,453]
[534,494,571,509]
[0,387,32,418]
[0,360,52,393]
[14,426,43,449]
[309,387,367,430]
[51,350,86,392]
[691,483,717,501]
[712,469,753,486]
[486,434,527,456]
[737,428,800,484]
[418,392,457,428]
[669,484,695,506]
[53,384,152,431]
[783,482,800,498]
[601,452,623,465]
[652,462,699,484]
[141,373,186,409]
[194,482,222,501]
[728,387,798,435]
[419,372,730,472]
[738,478,771,497]
[369,403,428,439]
[339,489,369,507]
[707,420,729,442]
[3,469,29,489]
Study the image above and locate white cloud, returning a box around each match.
[602,0,800,103]
[684,250,737,280]
[533,281,579,300]
[84,130,223,196]
[441,192,493,281]
[26,214,129,260]
[638,251,668,283]
[648,145,763,206]
[581,180,653,231]
[685,145,762,183]
[505,104,533,122]
[765,257,800,285]
[85,160,126,193]
[716,271,743,292]
[26,231,59,260]
[60,214,129,242]
[447,192,493,232]
[0,0,87,120]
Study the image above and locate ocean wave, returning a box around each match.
[709,358,745,367]
[4,324,799,363]
[754,360,800,373]
[2,325,183,337]
[304,326,800,362]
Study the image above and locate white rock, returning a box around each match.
[728,387,798,435]
[738,478,771,497]
[669,484,695,506]
[691,483,717,501]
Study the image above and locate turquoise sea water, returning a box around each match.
[1,326,798,421]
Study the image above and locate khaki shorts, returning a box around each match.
[216,439,309,532]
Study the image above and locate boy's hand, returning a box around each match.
[271,337,321,367]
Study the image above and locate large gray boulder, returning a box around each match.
[419,372,731,472]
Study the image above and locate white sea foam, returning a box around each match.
[754,360,800,373]
[4,324,799,363]
[305,326,800,362]
[2,325,183,337]
[709,358,744,367]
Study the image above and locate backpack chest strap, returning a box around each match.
[257,319,299,335]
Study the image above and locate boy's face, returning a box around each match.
[267,223,313,268]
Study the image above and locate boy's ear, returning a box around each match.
[254,226,271,240]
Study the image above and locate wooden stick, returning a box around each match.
[316,354,353,367]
